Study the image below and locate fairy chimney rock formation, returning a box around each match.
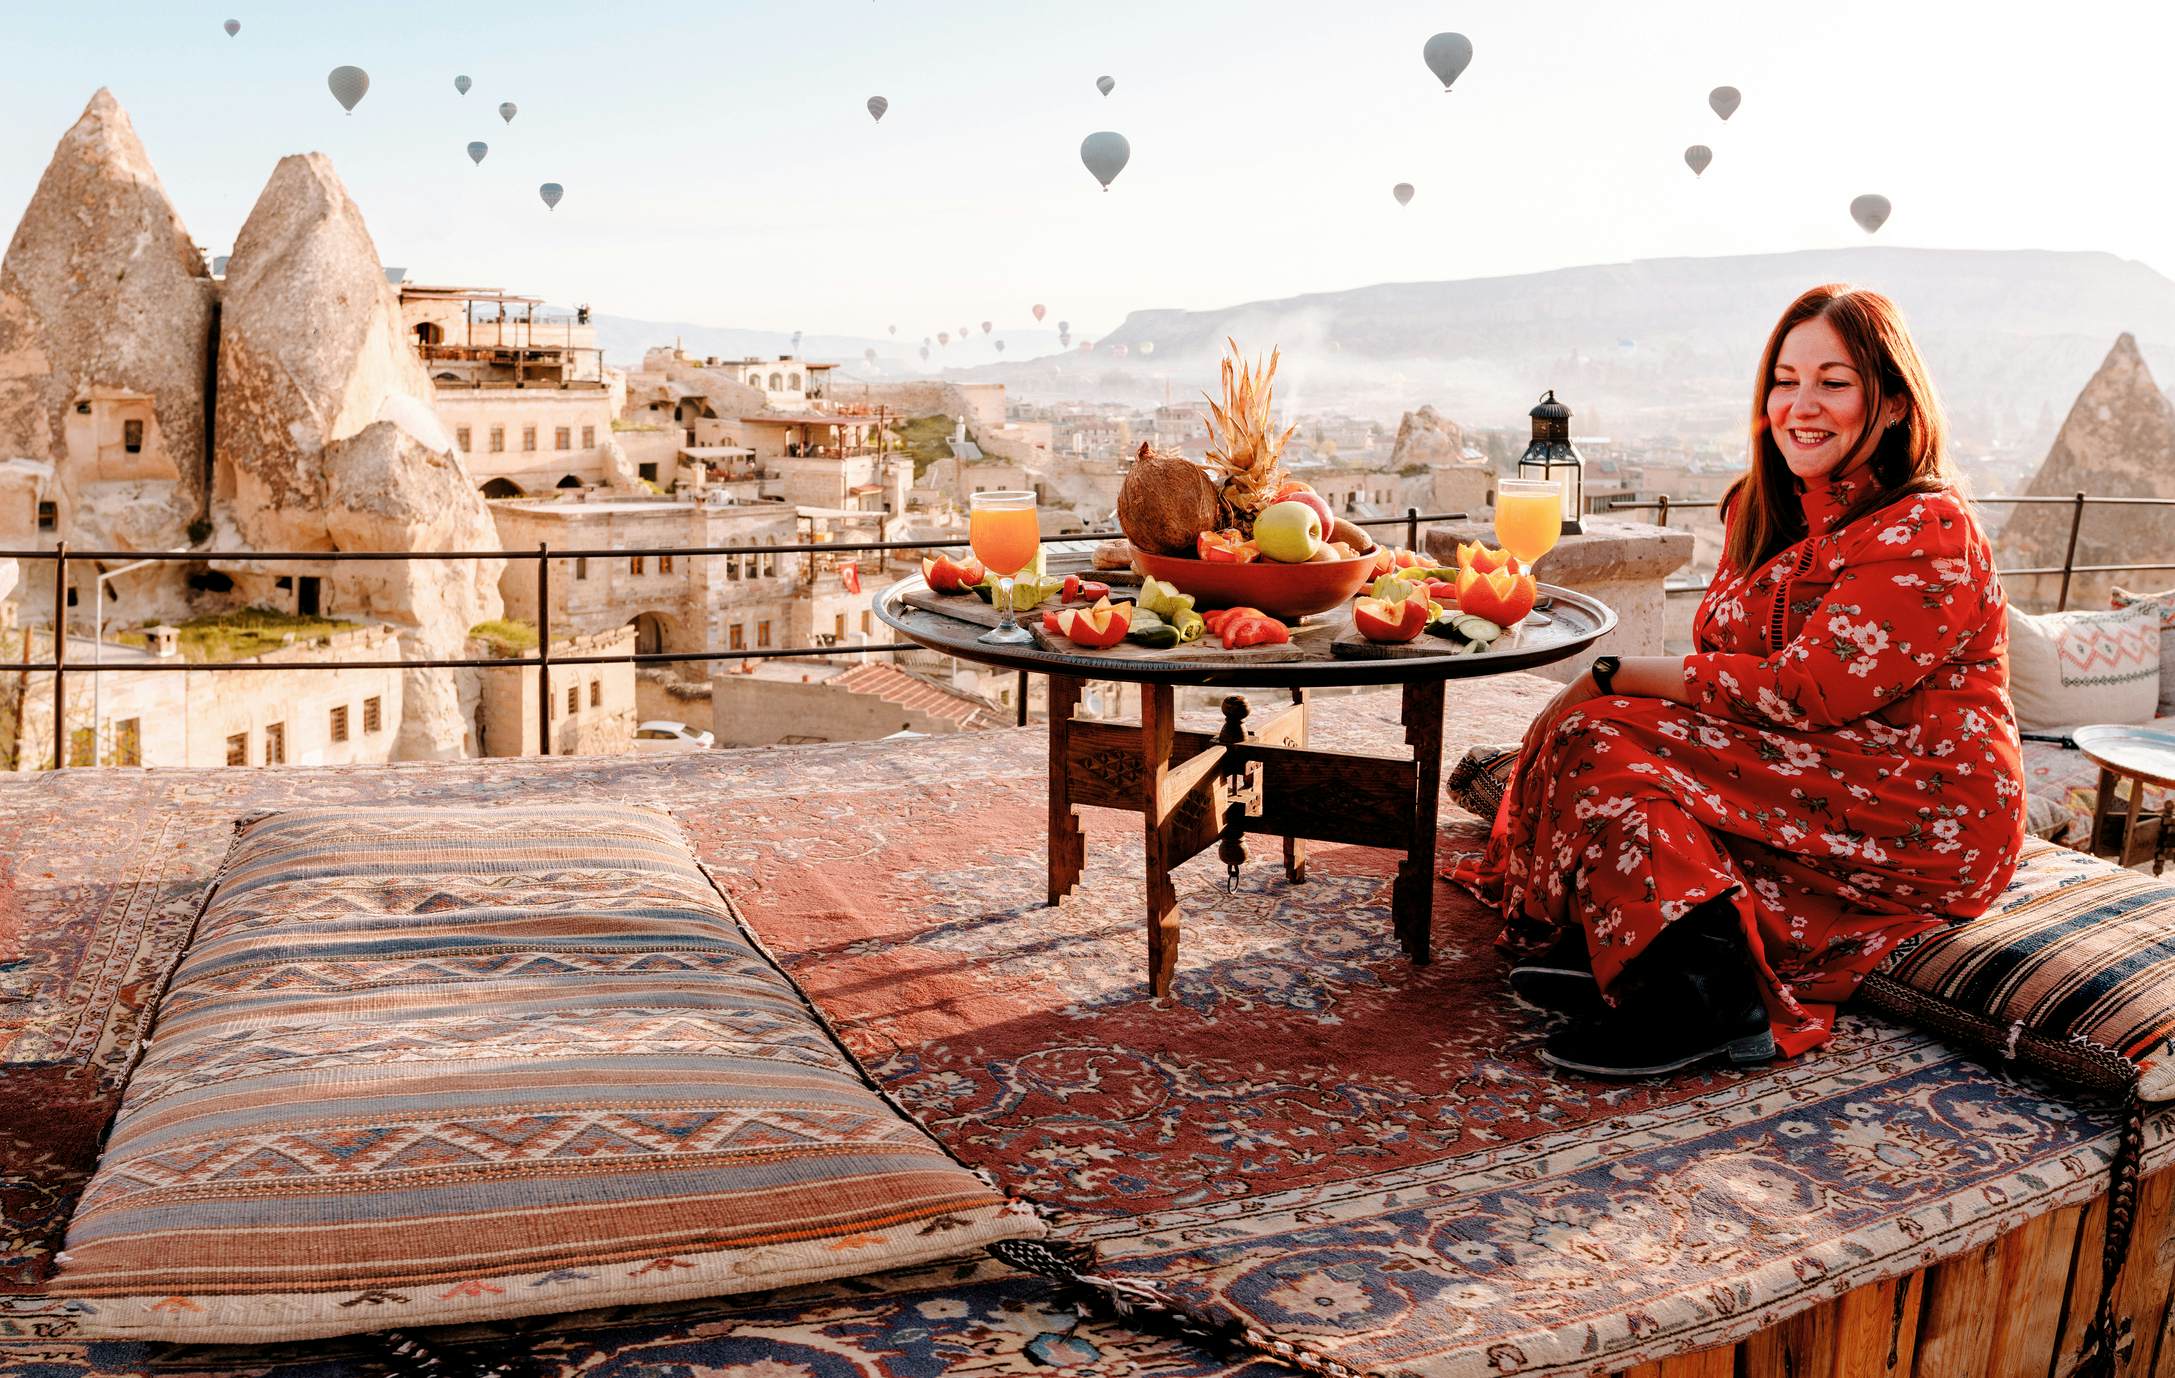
[0,90,211,582]
[216,153,502,758]
[1390,404,1465,469]
[1998,333,2175,609]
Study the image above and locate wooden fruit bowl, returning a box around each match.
[1133,547,1378,619]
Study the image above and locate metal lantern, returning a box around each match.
[1518,389,1584,536]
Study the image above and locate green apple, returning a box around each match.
[1253,500,1324,563]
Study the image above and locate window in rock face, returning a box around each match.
[757,620,772,649]
[37,501,57,531]
[330,705,349,743]
[523,426,538,452]
[122,419,144,454]
[582,425,596,448]
[730,624,745,651]
[589,680,601,708]
[226,732,248,767]
[630,556,645,576]
[555,427,571,451]
[265,722,285,766]
[363,696,382,734]
[566,684,579,716]
[490,427,505,453]
[457,427,472,452]
[575,557,588,581]
[659,555,673,574]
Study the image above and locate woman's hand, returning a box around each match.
[1521,670,1603,761]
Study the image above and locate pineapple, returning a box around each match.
[1201,338,1297,535]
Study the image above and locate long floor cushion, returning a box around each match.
[50,804,1041,1343]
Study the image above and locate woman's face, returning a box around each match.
[1765,315,1897,482]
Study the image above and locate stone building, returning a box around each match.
[399,286,630,498]
[488,494,900,668]
[1,622,406,771]
[474,625,637,757]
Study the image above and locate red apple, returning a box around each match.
[1352,595,1430,643]
[1272,482,1335,531]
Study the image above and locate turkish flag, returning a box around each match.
[841,561,862,595]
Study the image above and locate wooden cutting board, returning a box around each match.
[901,585,1318,664]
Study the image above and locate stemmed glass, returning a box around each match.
[1493,478,1563,626]
[969,490,1040,645]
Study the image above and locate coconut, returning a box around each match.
[1117,443,1220,556]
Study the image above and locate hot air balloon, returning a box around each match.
[864,348,878,365]
[1078,342,1093,353]
[1850,194,1891,234]
[223,19,239,36]
[1393,182,1414,206]
[327,66,370,114]
[888,324,897,336]
[980,321,992,335]
[867,96,888,122]
[1709,86,1741,121]
[960,325,971,339]
[1111,344,1129,359]
[1423,33,1473,91]
[1080,131,1130,191]
[1096,75,1115,97]
[1058,331,1071,348]
[1058,319,1070,333]
[994,340,1006,354]
[466,141,489,165]
[791,330,803,351]
[539,182,563,210]
[920,345,930,361]
[1032,304,1046,322]
[1684,145,1712,176]
[499,102,518,124]
[455,75,472,95]
[1139,341,1154,355]
[938,332,951,345]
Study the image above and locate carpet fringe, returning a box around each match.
[987,1239,1374,1378]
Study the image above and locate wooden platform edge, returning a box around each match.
[1605,1167,2175,1378]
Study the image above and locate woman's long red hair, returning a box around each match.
[1722,285,1955,573]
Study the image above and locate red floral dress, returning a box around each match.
[1455,473,2027,1057]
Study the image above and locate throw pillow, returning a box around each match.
[53,804,1043,1343]
[2005,603,2161,731]
[2111,586,2175,719]
[1860,838,2175,1376]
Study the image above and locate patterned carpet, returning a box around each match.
[0,677,2162,1376]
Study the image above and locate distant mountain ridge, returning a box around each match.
[1074,248,2175,442]
[598,248,2175,444]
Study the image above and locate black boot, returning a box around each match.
[1541,894,1775,1078]
[1507,929,1604,1021]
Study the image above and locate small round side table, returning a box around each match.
[2074,724,2175,874]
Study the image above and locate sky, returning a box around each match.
[1,0,2170,346]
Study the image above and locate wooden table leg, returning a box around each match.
[1047,674,1087,904]
[1393,678,1445,963]
[2120,772,2147,869]
[2091,767,2118,856]
[1141,683,1181,996]
[1283,687,1309,883]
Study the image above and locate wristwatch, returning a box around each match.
[1590,655,1621,694]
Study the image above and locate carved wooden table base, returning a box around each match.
[1048,675,1443,995]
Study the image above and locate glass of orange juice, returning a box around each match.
[1493,479,1564,569]
[969,490,1040,645]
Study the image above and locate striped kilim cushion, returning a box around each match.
[52,805,1042,1342]
[1863,837,2175,1098]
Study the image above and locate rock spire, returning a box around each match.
[1998,334,2175,610]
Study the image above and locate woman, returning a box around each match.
[1456,284,2026,1077]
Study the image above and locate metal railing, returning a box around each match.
[1605,491,2175,610]
[0,508,1461,770]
